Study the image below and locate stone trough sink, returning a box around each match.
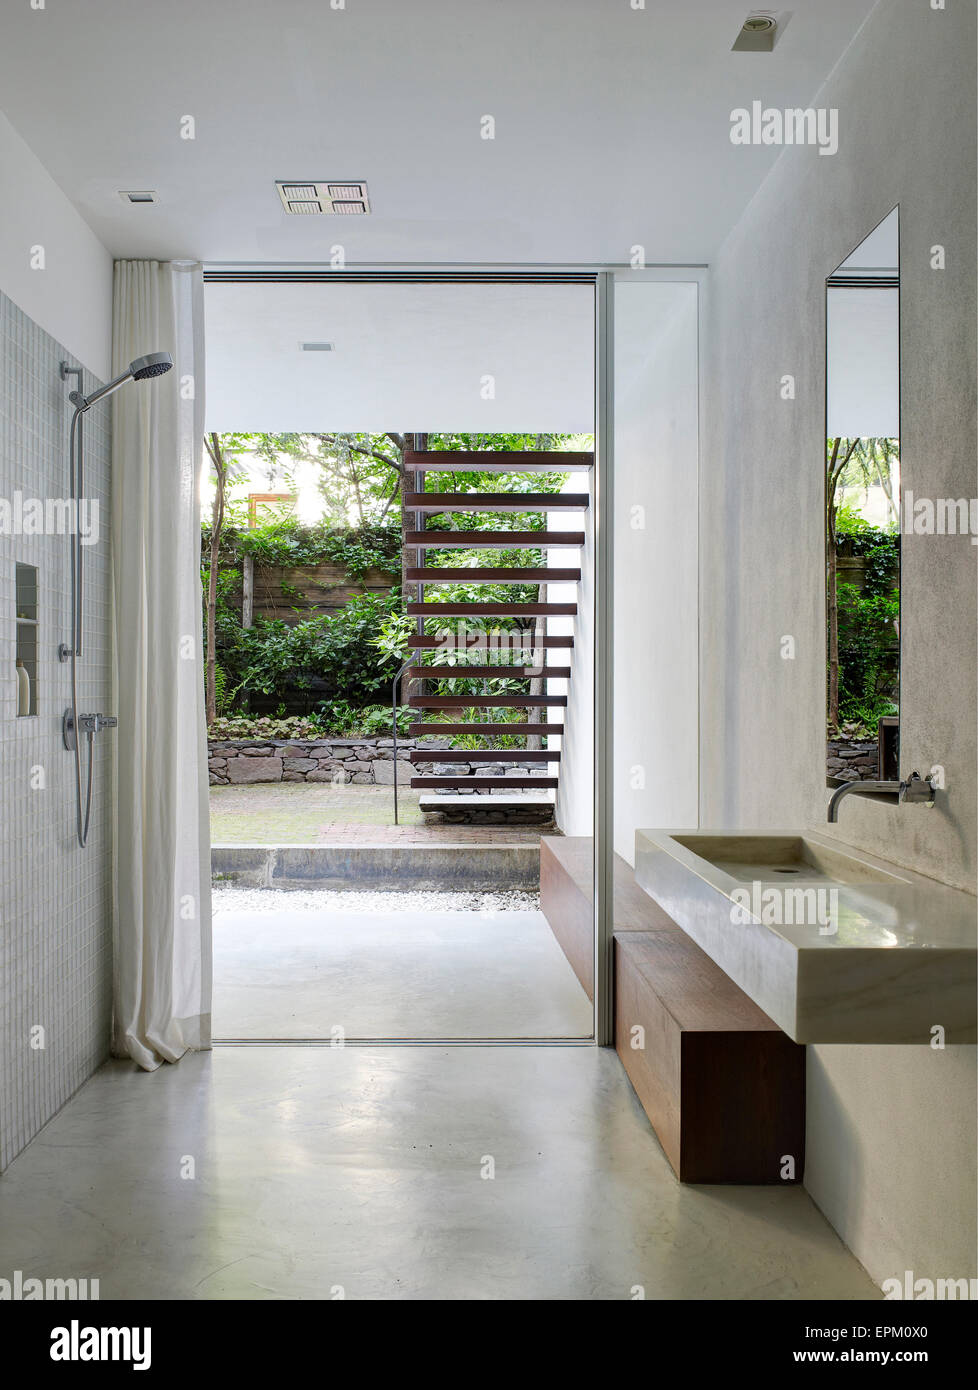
[634,830,977,1045]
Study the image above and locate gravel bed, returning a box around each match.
[212,886,541,914]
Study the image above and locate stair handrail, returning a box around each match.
[391,653,413,824]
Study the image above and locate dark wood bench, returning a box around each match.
[540,836,806,1184]
[540,836,671,999]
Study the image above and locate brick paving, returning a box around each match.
[209,782,551,845]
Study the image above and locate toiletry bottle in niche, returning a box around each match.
[16,658,30,716]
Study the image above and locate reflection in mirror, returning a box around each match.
[825,208,900,787]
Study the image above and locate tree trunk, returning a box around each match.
[239,551,254,714]
[826,436,860,731]
[827,523,840,729]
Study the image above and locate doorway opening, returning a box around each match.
[200,274,600,1042]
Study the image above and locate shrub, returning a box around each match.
[208,703,411,741]
[219,591,406,712]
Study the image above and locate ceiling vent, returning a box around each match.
[732,12,787,52]
[276,181,370,215]
[119,190,159,204]
[300,342,335,352]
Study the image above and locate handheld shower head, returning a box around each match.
[68,349,173,411]
[129,351,173,381]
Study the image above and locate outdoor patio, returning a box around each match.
[209,781,552,845]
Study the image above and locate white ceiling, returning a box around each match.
[204,280,595,431]
[0,0,877,266]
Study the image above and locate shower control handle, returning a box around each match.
[83,712,118,734]
[63,709,119,749]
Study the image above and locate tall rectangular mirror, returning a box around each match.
[825,208,901,787]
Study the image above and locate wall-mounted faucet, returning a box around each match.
[827,771,935,822]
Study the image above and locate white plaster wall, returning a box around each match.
[0,110,112,380]
[613,281,699,865]
[700,0,976,1285]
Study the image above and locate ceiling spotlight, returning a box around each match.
[732,12,780,52]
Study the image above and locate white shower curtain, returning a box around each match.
[111,260,212,1069]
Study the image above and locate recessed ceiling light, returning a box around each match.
[732,11,782,51]
[276,181,371,215]
[119,190,159,204]
[300,342,335,352]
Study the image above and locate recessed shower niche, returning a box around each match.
[15,562,38,716]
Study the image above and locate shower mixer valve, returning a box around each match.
[62,709,118,750]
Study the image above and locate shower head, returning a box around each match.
[67,349,173,412]
[129,351,173,381]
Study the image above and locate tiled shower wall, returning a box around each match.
[0,289,113,1170]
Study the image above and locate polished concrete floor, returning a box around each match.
[0,1046,879,1300]
[213,907,593,1038]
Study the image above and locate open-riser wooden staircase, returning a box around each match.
[402,448,592,819]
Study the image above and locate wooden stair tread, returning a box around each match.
[408,634,573,649]
[405,567,581,582]
[404,492,589,513]
[409,749,558,763]
[409,722,563,736]
[420,793,556,811]
[412,776,560,789]
[406,530,584,548]
[405,665,571,678]
[407,602,576,616]
[405,450,592,473]
[409,695,567,708]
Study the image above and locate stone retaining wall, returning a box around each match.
[208,738,552,788]
[827,738,879,782]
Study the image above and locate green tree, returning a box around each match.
[826,437,899,729]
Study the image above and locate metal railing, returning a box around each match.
[391,655,413,824]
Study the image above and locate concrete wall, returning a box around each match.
[0,110,112,380]
[700,0,976,1285]
[613,280,699,865]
